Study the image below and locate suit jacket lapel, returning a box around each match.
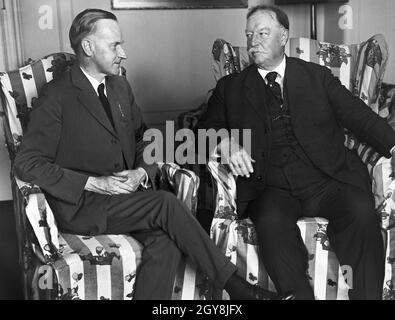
[106,79,135,170]
[71,65,118,138]
[106,80,124,137]
[243,66,270,127]
[284,57,316,127]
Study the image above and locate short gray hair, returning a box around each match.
[69,8,117,53]
[247,4,289,31]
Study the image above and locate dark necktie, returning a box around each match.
[97,83,115,127]
[265,71,283,105]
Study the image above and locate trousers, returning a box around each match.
[77,189,237,299]
[240,147,384,300]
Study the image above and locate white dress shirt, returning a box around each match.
[257,55,286,94]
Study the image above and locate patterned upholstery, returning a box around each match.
[205,35,395,300]
[0,53,209,300]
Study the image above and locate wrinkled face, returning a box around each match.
[246,10,288,70]
[88,19,127,76]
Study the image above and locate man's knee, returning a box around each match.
[155,190,179,204]
[252,211,297,240]
[330,188,379,231]
[344,189,377,224]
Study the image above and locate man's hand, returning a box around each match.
[84,168,146,195]
[113,168,146,192]
[84,175,135,195]
[217,137,255,178]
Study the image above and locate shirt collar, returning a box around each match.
[257,55,286,85]
[80,67,106,95]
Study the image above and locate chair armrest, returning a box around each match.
[207,160,238,220]
[15,177,42,196]
[14,177,61,262]
[372,156,395,230]
[160,163,199,215]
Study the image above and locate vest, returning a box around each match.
[264,84,329,196]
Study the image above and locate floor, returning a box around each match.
[0,200,24,300]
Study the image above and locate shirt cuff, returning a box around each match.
[210,144,221,160]
[137,167,150,189]
[391,145,395,155]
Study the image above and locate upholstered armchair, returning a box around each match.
[0,53,211,300]
[178,35,395,300]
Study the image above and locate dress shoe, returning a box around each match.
[253,285,296,300]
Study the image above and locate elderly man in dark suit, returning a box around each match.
[14,8,294,300]
[197,4,395,300]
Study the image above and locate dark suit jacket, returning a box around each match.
[14,64,158,234]
[197,57,395,206]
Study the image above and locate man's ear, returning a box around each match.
[281,29,289,46]
[81,38,94,57]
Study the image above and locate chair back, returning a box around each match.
[0,53,76,161]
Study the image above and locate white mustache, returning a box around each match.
[248,48,265,55]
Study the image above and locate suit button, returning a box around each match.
[257,176,262,180]
[261,151,265,157]
[114,163,121,169]
[111,139,117,144]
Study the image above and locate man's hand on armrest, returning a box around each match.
[216,137,255,178]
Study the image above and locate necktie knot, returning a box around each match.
[97,83,114,127]
[265,71,278,86]
[265,71,283,104]
[98,83,106,96]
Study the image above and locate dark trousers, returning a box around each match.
[84,190,237,300]
[241,149,384,300]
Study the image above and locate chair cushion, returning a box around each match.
[50,233,208,300]
[53,233,143,300]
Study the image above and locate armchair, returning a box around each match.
[0,53,211,300]
[179,35,395,299]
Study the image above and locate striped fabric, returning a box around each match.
[285,37,358,91]
[0,53,76,151]
[383,228,395,300]
[372,156,395,299]
[372,157,395,231]
[208,161,349,300]
[1,53,208,300]
[160,163,200,215]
